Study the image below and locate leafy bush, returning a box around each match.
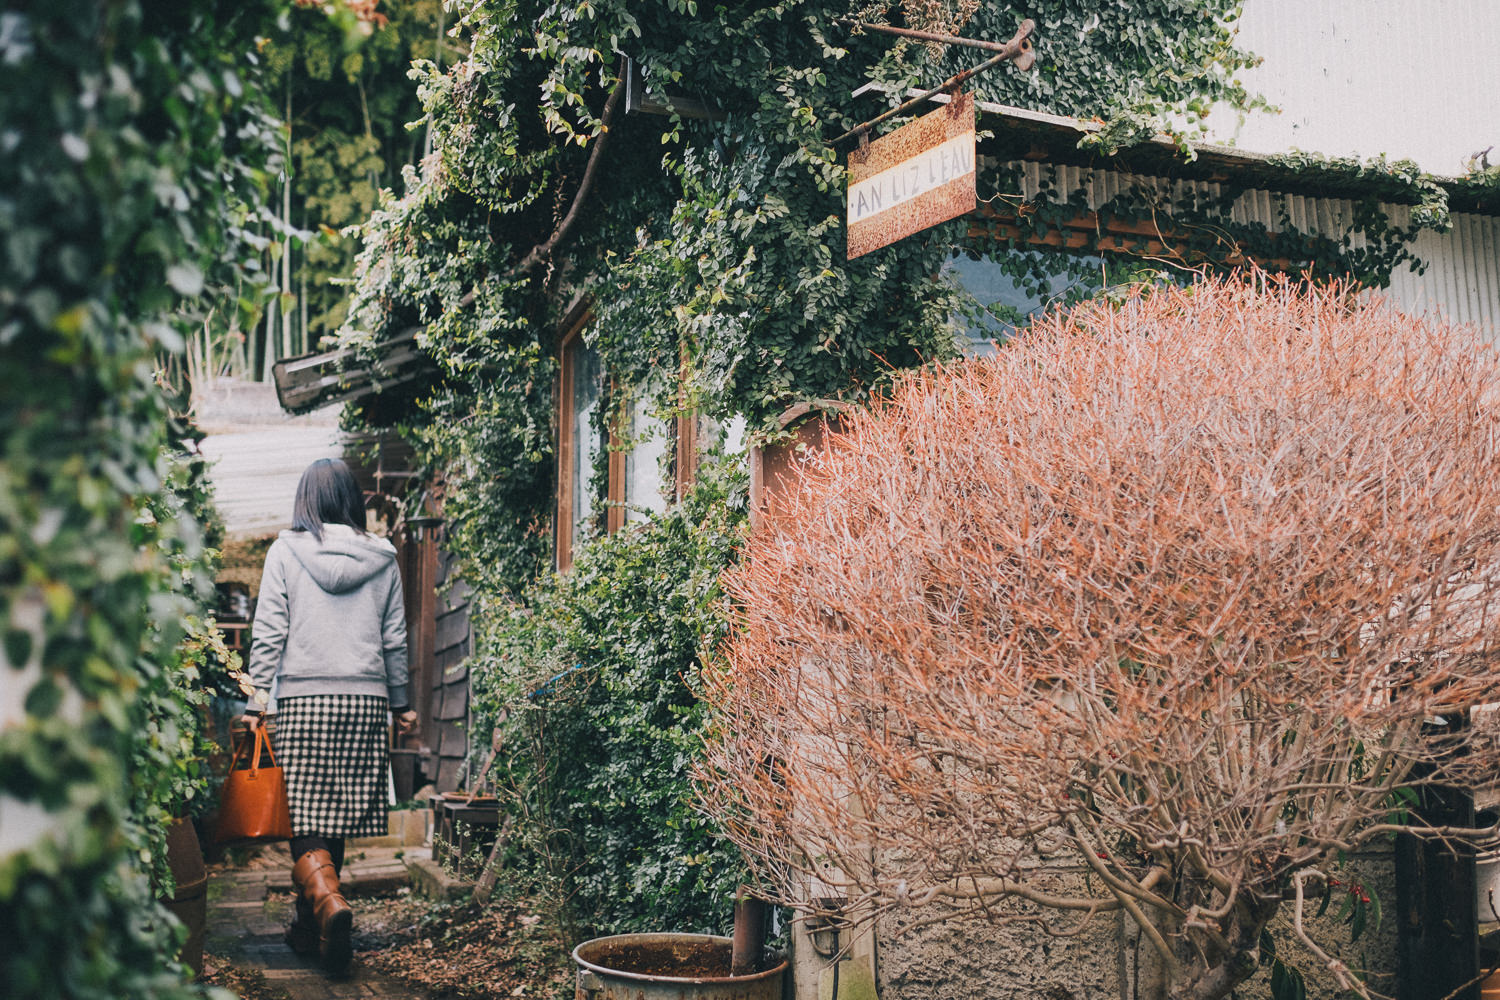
[0,1,275,995]
[471,462,750,937]
[130,446,246,895]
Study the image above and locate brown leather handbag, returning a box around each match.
[214,725,292,847]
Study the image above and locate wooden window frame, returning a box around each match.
[555,307,644,568]
[558,306,704,565]
[674,408,699,502]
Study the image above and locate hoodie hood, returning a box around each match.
[279,524,397,594]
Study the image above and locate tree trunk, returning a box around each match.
[1158,879,1267,1000]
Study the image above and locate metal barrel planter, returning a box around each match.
[161,817,209,976]
[573,933,787,1000]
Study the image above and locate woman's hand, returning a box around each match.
[240,713,265,733]
[395,710,419,737]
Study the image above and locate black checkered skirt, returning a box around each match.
[276,694,389,839]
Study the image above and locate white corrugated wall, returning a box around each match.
[994,161,1500,341]
[1388,212,1500,339]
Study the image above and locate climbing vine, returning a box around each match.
[469,461,750,937]
[339,0,1268,595]
[954,152,1447,320]
[0,1,277,995]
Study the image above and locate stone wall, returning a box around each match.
[857,851,1399,1000]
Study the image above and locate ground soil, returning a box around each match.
[201,957,292,1000]
[203,844,571,1000]
[355,890,573,1000]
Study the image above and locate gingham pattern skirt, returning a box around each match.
[276,694,389,838]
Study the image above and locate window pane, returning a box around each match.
[945,253,1187,355]
[569,340,601,541]
[624,395,669,525]
[945,252,1104,355]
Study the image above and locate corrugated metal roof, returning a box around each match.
[199,426,346,540]
[966,99,1498,214]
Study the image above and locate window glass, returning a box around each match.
[943,252,1105,355]
[624,394,670,524]
[717,414,747,457]
[945,252,1189,355]
[568,339,602,542]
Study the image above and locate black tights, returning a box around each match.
[290,835,345,875]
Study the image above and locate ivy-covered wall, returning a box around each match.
[340,0,1267,592]
[0,2,276,995]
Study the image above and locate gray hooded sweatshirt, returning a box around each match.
[247,524,410,708]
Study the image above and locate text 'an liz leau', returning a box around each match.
[847,134,975,223]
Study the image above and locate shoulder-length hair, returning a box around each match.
[292,458,367,542]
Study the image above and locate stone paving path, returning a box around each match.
[205,845,433,1000]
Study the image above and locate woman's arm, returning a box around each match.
[242,544,289,727]
[381,561,410,711]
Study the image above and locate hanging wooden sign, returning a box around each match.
[846,92,976,259]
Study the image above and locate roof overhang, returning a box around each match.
[855,87,1498,215]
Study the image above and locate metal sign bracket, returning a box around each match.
[832,18,1036,147]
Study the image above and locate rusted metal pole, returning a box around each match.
[834,17,1030,55]
[832,19,1034,146]
[730,887,768,976]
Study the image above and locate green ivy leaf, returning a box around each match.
[1270,959,1307,1000]
[4,629,33,668]
[24,677,62,718]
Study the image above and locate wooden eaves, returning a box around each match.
[272,327,427,415]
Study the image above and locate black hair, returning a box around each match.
[291,458,367,542]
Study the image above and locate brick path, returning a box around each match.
[205,844,433,1000]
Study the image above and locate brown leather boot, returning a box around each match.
[284,889,317,956]
[292,848,354,975]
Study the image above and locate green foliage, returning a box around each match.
[4,857,222,1000]
[960,155,1441,302]
[887,2,1264,151]
[1455,155,1500,213]
[0,1,273,995]
[338,0,1272,592]
[470,463,750,935]
[130,447,247,895]
[262,0,458,344]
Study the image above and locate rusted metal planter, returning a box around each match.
[572,933,786,1000]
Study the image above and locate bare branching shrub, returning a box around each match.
[698,275,1500,999]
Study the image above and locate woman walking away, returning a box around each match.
[242,458,418,975]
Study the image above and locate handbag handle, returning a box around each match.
[229,724,278,775]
